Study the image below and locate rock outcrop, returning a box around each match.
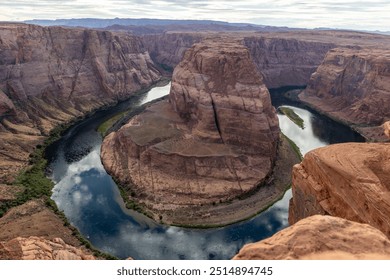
[0,236,95,260]
[0,23,161,183]
[101,39,286,226]
[289,143,390,237]
[0,199,81,246]
[299,48,390,141]
[233,215,390,260]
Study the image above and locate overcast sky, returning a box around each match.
[0,0,389,31]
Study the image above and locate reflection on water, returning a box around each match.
[278,106,327,155]
[49,85,364,259]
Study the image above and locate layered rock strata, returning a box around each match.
[0,236,95,260]
[101,39,284,225]
[0,23,161,183]
[233,215,390,260]
[289,143,390,237]
[141,31,390,89]
[141,32,335,88]
[141,33,204,72]
[243,37,335,88]
[299,48,390,141]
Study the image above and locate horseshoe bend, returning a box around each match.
[101,39,300,226]
[0,18,389,260]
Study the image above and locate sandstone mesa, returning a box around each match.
[101,39,284,225]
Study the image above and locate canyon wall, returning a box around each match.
[141,32,335,88]
[141,33,204,71]
[101,39,285,226]
[0,23,161,182]
[243,37,335,88]
[300,48,390,141]
[233,215,390,260]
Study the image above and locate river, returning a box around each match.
[47,83,364,259]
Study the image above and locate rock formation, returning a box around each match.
[289,143,390,237]
[0,198,100,259]
[141,30,390,89]
[101,39,285,226]
[0,199,81,245]
[0,23,161,183]
[141,33,204,72]
[233,215,390,260]
[0,236,95,260]
[141,32,335,88]
[299,48,390,141]
[243,36,335,88]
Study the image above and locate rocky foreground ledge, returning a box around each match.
[233,215,390,260]
[101,39,300,226]
[289,142,390,237]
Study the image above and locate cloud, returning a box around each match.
[0,0,389,31]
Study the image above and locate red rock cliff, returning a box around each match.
[101,39,282,226]
[142,32,339,88]
[299,48,390,141]
[289,143,390,237]
[0,23,161,182]
[243,36,335,88]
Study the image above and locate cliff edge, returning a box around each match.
[289,143,390,238]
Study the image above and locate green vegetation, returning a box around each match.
[282,133,303,160]
[116,180,153,219]
[44,199,118,260]
[278,106,305,129]
[97,78,171,136]
[98,111,127,135]
[0,124,68,217]
[0,121,118,259]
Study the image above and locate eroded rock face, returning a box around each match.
[233,215,390,260]
[169,40,279,153]
[101,39,280,225]
[243,37,335,88]
[0,23,161,183]
[300,48,390,141]
[289,143,390,237]
[0,236,95,260]
[142,33,204,72]
[142,32,335,88]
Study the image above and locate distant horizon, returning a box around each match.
[1,1,389,32]
[15,17,390,35]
